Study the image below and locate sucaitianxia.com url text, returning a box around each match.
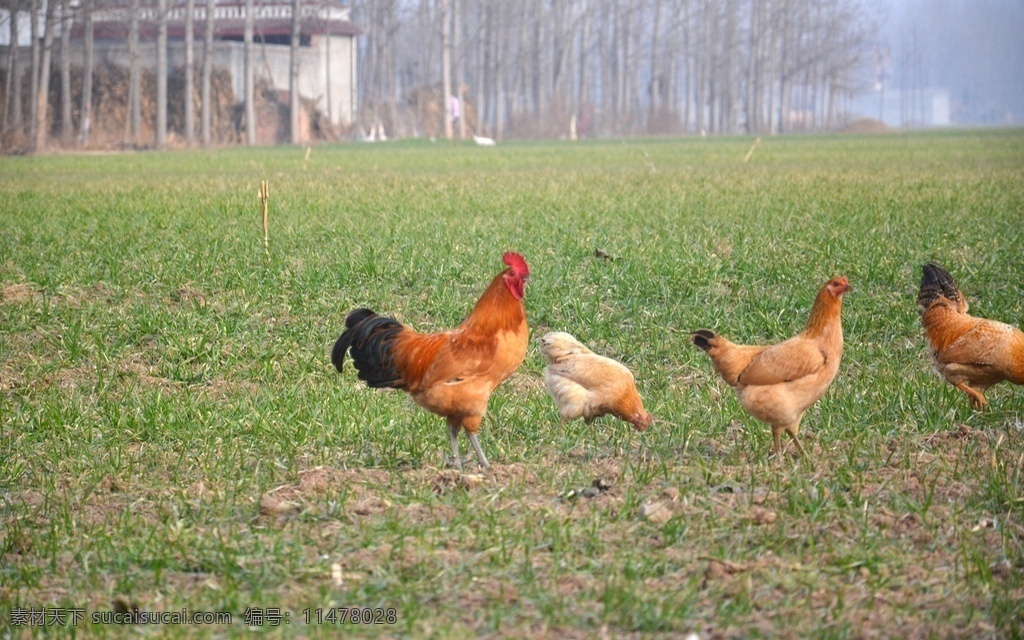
[10,607,232,627]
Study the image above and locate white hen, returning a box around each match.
[539,332,652,431]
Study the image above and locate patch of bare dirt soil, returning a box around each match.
[1,282,40,304]
[839,118,894,134]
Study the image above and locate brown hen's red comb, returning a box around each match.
[502,252,530,277]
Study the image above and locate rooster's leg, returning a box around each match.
[467,432,491,470]
[448,424,464,471]
[954,382,987,410]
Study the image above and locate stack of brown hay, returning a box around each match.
[405,85,478,139]
[0,62,341,152]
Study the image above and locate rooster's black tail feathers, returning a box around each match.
[332,308,375,372]
[331,308,406,388]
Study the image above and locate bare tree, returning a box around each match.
[201,0,214,145]
[322,0,333,124]
[32,0,55,152]
[125,0,140,145]
[648,0,662,122]
[452,0,465,139]
[28,0,39,141]
[1,0,878,146]
[355,0,404,134]
[5,0,23,132]
[289,0,302,143]
[155,0,168,147]
[58,0,72,144]
[441,0,451,140]
[184,0,195,143]
[576,2,592,131]
[244,0,255,145]
[79,0,94,146]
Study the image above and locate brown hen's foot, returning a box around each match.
[955,382,987,411]
[788,432,808,458]
[771,426,807,459]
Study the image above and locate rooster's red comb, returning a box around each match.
[502,252,529,277]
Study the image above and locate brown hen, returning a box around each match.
[918,262,1024,409]
[692,276,852,458]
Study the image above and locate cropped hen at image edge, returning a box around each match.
[917,262,1024,410]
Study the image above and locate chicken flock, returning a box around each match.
[332,253,1023,469]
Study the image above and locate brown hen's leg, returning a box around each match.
[786,424,808,458]
[771,424,807,459]
[771,428,784,457]
[467,432,490,470]
[448,423,464,471]
[954,382,987,410]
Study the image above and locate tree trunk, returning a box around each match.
[474,1,487,134]
[126,0,140,145]
[289,0,302,144]
[441,0,451,140]
[324,0,333,125]
[201,0,214,145]
[32,0,55,152]
[598,1,612,132]
[5,0,22,131]
[184,0,195,143]
[244,0,255,145]
[28,0,39,141]
[59,0,72,144]
[453,0,465,139]
[684,0,692,128]
[648,0,661,125]
[156,0,168,148]
[576,5,590,116]
[745,0,762,133]
[79,0,94,146]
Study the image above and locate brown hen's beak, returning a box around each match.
[633,413,653,432]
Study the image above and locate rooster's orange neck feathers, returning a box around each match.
[464,270,527,333]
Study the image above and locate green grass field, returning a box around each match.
[2,130,1023,638]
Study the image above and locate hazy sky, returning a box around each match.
[879,0,1024,124]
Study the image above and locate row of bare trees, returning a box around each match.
[3,0,879,150]
[354,0,879,138]
[1,0,311,152]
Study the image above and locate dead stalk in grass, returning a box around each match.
[259,180,270,257]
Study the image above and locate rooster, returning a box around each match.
[332,252,530,471]
[691,276,852,458]
[539,332,653,431]
[917,262,1024,409]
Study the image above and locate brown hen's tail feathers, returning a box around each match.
[331,308,406,388]
[919,263,964,312]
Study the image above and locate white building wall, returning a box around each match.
[931,89,950,126]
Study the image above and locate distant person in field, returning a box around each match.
[450,94,461,133]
